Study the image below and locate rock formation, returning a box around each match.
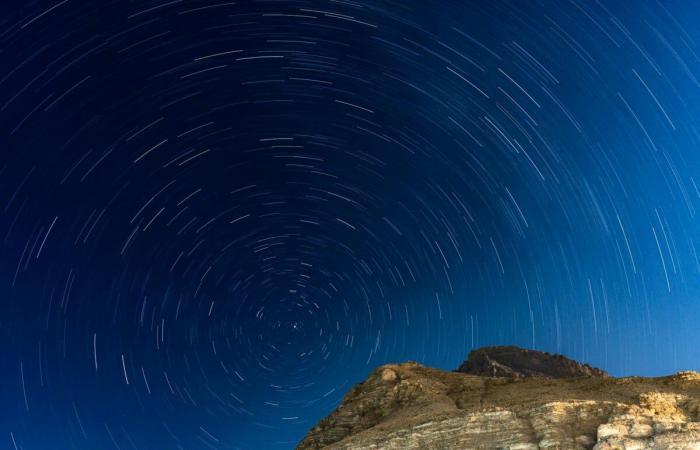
[456,346,610,379]
[297,347,700,449]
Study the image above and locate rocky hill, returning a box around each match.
[297,346,700,449]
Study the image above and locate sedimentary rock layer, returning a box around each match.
[298,359,700,449]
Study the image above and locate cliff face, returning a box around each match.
[297,347,700,449]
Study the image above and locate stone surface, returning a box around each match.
[456,346,610,379]
[297,348,700,449]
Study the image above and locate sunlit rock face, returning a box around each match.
[297,348,700,449]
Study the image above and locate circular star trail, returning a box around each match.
[2,1,700,448]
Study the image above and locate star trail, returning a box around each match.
[2,0,700,448]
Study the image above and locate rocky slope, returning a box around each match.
[297,347,700,449]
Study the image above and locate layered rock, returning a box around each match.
[298,348,700,449]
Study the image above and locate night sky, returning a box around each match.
[2,0,700,448]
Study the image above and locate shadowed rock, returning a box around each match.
[456,345,610,379]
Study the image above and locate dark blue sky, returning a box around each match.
[2,0,700,448]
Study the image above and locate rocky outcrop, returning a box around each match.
[456,346,609,379]
[297,348,700,449]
